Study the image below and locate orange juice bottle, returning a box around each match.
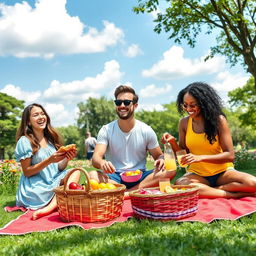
[164,158,177,170]
[164,143,177,171]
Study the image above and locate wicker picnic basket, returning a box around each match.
[129,185,199,221]
[54,168,126,223]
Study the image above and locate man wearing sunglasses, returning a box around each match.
[90,85,176,192]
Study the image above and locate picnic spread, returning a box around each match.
[2,167,256,235]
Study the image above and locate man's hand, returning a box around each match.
[100,160,116,174]
[154,158,165,172]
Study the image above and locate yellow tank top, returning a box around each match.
[186,117,233,176]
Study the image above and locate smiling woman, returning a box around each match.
[14,103,80,220]
[161,82,256,199]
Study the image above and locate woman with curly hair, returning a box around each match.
[15,103,80,220]
[161,82,256,198]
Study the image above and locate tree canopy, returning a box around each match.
[76,97,116,137]
[0,92,24,159]
[136,102,180,143]
[228,76,256,126]
[134,0,256,88]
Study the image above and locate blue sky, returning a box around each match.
[0,0,250,127]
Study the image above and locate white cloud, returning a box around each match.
[142,46,225,80]
[212,71,249,92]
[0,84,41,103]
[0,0,124,58]
[140,84,172,98]
[43,60,123,103]
[44,103,75,127]
[0,60,124,126]
[125,44,143,58]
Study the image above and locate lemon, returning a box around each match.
[165,185,175,193]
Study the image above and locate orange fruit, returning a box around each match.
[134,170,141,175]
[125,171,133,176]
[105,183,116,190]
[89,179,99,190]
[98,183,108,189]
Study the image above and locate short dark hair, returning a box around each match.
[114,85,138,103]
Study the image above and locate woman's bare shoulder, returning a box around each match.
[179,116,189,126]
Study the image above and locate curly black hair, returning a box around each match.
[176,82,225,144]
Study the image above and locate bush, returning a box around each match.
[0,159,22,194]
[234,148,256,170]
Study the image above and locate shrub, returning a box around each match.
[234,148,256,170]
[0,160,22,194]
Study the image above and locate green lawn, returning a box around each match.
[1,164,256,255]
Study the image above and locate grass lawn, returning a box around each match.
[1,162,256,255]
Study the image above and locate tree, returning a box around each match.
[224,106,256,148]
[57,125,84,158]
[77,97,116,138]
[134,0,256,88]
[228,76,256,126]
[0,93,24,159]
[136,102,180,147]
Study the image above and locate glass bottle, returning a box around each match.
[164,143,177,171]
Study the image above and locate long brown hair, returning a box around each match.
[16,103,63,154]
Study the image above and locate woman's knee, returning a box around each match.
[175,177,191,185]
[245,176,256,188]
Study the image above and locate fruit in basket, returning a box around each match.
[98,183,108,189]
[69,182,84,190]
[106,183,116,189]
[89,179,99,190]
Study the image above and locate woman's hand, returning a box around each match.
[65,149,77,161]
[49,151,66,163]
[161,132,176,145]
[182,153,202,165]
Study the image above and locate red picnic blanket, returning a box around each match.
[1,197,256,235]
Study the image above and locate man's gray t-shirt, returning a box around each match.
[97,120,159,172]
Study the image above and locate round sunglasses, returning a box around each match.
[181,103,199,109]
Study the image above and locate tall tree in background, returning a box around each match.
[77,97,116,138]
[134,0,256,88]
[228,76,256,126]
[0,93,24,159]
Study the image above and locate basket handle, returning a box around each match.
[63,167,92,193]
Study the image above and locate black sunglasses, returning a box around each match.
[114,99,134,106]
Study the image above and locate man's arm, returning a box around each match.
[92,144,115,173]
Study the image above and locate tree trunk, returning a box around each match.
[0,148,4,160]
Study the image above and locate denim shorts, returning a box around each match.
[203,171,225,187]
[107,169,153,189]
